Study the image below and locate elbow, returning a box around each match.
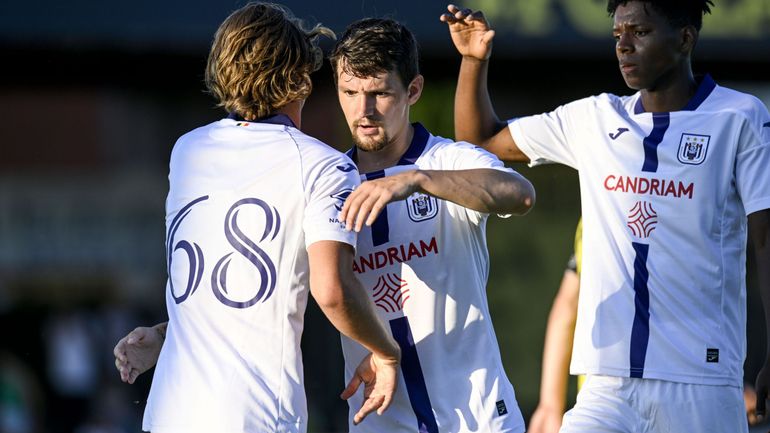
[310,282,346,312]
[510,178,536,216]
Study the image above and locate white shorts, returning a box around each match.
[559,375,746,433]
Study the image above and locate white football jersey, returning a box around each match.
[509,75,770,386]
[341,124,526,433]
[142,115,359,433]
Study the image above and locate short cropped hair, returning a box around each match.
[607,0,713,31]
[329,18,419,89]
[205,2,334,120]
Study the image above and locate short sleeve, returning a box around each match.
[736,112,770,216]
[508,99,590,169]
[303,155,360,249]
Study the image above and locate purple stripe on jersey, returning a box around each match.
[633,74,716,114]
[366,170,390,246]
[641,113,670,173]
[629,241,650,378]
[226,112,297,128]
[397,123,430,166]
[389,316,439,433]
[682,74,716,111]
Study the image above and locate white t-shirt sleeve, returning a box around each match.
[507,99,588,169]
[735,105,770,215]
[303,154,360,249]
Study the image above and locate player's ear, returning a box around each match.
[407,74,424,106]
[680,25,697,55]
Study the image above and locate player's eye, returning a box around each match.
[634,30,649,37]
[343,90,356,96]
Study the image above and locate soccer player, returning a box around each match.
[332,18,534,433]
[116,16,537,433]
[442,1,770,432]
[115,3,402,432]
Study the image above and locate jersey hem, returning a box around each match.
[570,366,741,387]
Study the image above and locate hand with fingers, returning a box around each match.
[340,352,400,425]
[340,170,421,232]
[113,324,165,384]
[439,4,496,61]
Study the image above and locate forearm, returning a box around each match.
[316,279,399,361]
[309,242,400,361]
[538,270,580,409]
[455,58,506,146]
[538,298,577,409]
[749,210,770,358]
[416,168,534,215]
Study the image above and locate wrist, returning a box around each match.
[535,399,565,414]
[461,55,489,64]
[153,323,167,340]
[410,169,425,191]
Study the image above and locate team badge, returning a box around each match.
[677,133,709,165]
[406,193,438,222]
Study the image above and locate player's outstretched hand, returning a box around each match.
[113,324,164,384]
[340,352,400,425]
[440,4,495,61]
[527,404,563,433]
[340,170,421,232]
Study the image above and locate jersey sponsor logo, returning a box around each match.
[677,133,709,165]
[627,201,658,238]
[608,127,629,140]
[330,188,353,211]
[604,174,694,199]
[353,237,438,274]
[371,273,410,312]
[336,163,356,173]
[406,193,438,222]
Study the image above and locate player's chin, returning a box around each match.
[621,73,644,91]
[354,136,387,152]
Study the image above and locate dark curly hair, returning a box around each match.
[329,18,419,89]
[607,0,713,31]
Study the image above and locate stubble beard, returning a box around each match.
[352,129,391,153]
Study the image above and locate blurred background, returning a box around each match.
[1,0,769,432]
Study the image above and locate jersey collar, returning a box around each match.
[633,74,716,115]
[226,112,297,128]
[345,122,430,168]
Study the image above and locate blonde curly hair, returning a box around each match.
[205,2,334,120]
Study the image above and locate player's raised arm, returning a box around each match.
[308,240,401,424]
[440,4,529,162]
[749,208,770,420]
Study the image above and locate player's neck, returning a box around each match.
[639,68,697,113]
[356,124,414,173]
[276,101,303,129]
